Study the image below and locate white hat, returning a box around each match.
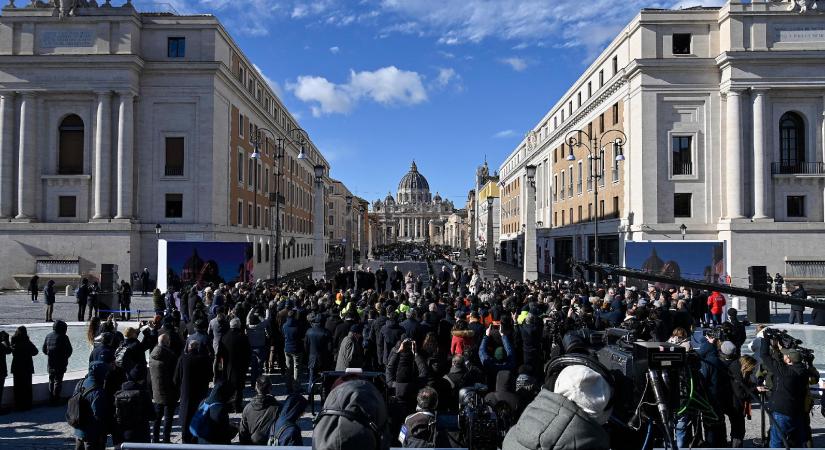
[554,365,613,425]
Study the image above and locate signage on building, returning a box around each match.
[39,29,95,48]
[775,25,825,43]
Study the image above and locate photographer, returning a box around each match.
[479,325,515,388]
[759,332,811,447]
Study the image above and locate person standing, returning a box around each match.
[774,273,784,295]
[72,361,112,450]
[118,280,133,321]
[218,318,251,412]
[42,320,73,403]
[335,324,364,371]
[141,268,151,296]
[10,326,38,411]
[44,279,56,322]
[28,275,39,303]
[304,314,333,399]
[88,281,100,320]
[376,265,388,294]
[76,278,90,322]
[281,310,305,394]
[789,283,807,324]
[149,333,179,443]
[238,376,280,445]
[0,331,11,414]
[113,365,155,444]
[707,291,726,325]
[174,340,213,444]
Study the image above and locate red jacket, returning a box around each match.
[450,330,475,356]
[707,291,726,314]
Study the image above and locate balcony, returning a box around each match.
[771,162,825,175]
[164,166,184,177]
[673,162,693,176]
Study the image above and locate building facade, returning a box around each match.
[0,2,340,288]
[371,161,455,244]
[497,0,825,287]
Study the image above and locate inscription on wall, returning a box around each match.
[775,25,825,43]
[39,30,95,48]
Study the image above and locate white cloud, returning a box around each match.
[500,57,528,72]
[329,46,340,54]
[435,67,456,87]
[251,64,283,97]
[493,129,517,139]
[287,66,428,117]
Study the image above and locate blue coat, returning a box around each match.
[73,362,111,441]
[282,318,304,354]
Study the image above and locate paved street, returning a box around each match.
[0,292,156,326]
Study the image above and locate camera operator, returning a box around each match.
[759,331,811,447]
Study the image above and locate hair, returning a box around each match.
[740,355,758,379]
[158,333,171,347]
[422,332,439,356]
[86,317,101,346]
[13,325,27,340]
[671,327,688,339]
[416,387,438,411]
[123,327,138,339]
[255,375,272,395]
[452,319,468,331]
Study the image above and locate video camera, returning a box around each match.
[762,328,815,369]
[457,384,500,450]
[703,322,734,342]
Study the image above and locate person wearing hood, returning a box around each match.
[313,379,392,450]
[113,365,155,444]
[44,279,56,322]
[174,340,213,443]
[239,376,281,445]
[73,361,112,449]
[502,364,611,450]
[336,324,365,371]
[193,381,238,444]
[42,320,73,403]
[485,370,521,418]
[218,317,251,411]
[149,333,180,443]
[270,392,308,445]
[10,326,38,411]
[0,331,11,414]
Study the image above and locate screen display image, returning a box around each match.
[624,240,726,290]
[159,241,253,291]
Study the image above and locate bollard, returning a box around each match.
[65,285,73,296]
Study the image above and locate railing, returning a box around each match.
[164,166,184,176]
[771,161,825,175]
[673,162,693,176]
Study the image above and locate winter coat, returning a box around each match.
[44,282,56,305]
[707,292,726,315]
[218,329,251,387]
[390,270,404,290]
[239,394,280,445]
[519,322,543,366]
[149,344,179,405]
[271,393,307,446]
[385,348,428,400]
[246,314,270,349]
[10,334,37,375]
[305,323,333,371]
[313,379,391,450]
[696,339,732,411]
[282,317,304,354]
[73,361,111,442]
[196,383,238,444]
[485,369,521,415]
[0,340,10,378]
[114,380,155,443]
[174,351,213,436]
[42,320,73,373]
[812,307,825,326]
[450,330,474,356]
[381,319,406,364]
[502,389,610,450]
[791,287,807,312]
[119,337,147,377]
[335,334,364,371]
[401,318,423,344]
[479,334,515,378]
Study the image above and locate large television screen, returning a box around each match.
[157,240,253,292]
[624,240,726,290]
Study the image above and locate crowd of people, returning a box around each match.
[1,243,822,449]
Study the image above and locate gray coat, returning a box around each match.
[502,389,609,450]
[335,334,364,371]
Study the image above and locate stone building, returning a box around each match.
[371,161,455,244]
[497,0,825,287]
[0,2,338,288]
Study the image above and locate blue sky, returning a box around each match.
[135,0,720,206]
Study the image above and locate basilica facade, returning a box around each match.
[371,162,455,244]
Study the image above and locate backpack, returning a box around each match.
[189,401,220,440]
[267,422,295,446]
[114,389,142,426]
[66,380,98,428]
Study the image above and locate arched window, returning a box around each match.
[780,112,805,168]
[58,115,84,175]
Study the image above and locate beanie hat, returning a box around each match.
[720,341,737,357]
[554,365,613,425]
[494,347,505,361]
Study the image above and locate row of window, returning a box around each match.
[235,199,313,233]
[553,196,620,227]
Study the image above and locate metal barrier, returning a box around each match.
[122,445,464,450]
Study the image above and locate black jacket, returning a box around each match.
[149,345,180,405]
[114,380,155,442]
[42,321,73,373]
[218,329,251,386]
[380,319,405,364]
[174,351,213,433]
[401,318,423,344]
[304,323,333,370]
[791,287,807,312]
[759,340,810,417]
[0,339,10,378]
[10,334,38,375]
[812,308,825,326]
[239,394,280,445]
[375,269,388,289]
[390,270,404,290]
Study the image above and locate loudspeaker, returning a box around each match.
[100,264,118,293]
[747,265,771,323]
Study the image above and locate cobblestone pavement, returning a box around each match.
[0,292,156,326]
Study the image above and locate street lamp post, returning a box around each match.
[345,195,353,268]
[524,164,538,282]
[251,125,312,283]
[312,164,326,281]
[485,196,497,280]
[358,204,366,262]
[565,129,626,277]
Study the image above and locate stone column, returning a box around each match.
[16,92,36,220]
[725,89,744,219]
[93,91,112,219]
[752,89,769,219]
[0,92,14,218]
[311,175,326,280]
[524,182,538,281]
[115,92,134,219]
